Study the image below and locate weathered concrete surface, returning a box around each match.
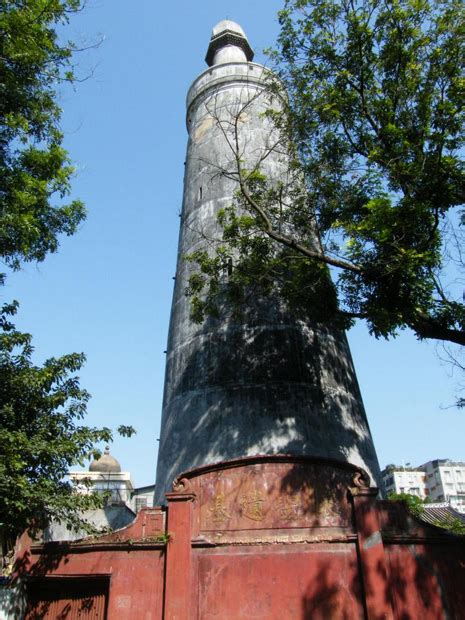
[155,24,382,503]
[43,505,136,542]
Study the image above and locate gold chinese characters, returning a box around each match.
[207,488,306,524]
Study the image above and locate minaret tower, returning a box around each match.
[155,21,381,502]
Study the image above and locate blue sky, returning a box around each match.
[4,1,464,487]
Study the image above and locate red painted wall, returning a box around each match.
[15,457,465,620]
[16,508,166,620]
[195,544,364,619]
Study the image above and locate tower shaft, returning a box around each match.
[155,23,381,502]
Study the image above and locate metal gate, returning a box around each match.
[26,576,108,619]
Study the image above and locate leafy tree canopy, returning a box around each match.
[0,2,133,557]
[187,0,465,350]
[0,301,121,549]
[0,0,86,271]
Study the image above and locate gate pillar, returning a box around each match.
[351,484,394,620]
[164,483,196,620]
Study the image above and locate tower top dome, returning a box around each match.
[89,446,121,473]
[212,20,246,38]
[206,20,254,67]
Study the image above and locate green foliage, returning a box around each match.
[0,0,86,270]
[117,425,137,438]
[0,2,134,552]
[388,492,426,517]
[389,492,465,534]
[186,167,346,327]
[187,0,464,350]
[432,515,465,535]
[152,532,171,545]
[0,302,131,545]
[274,0,465,343]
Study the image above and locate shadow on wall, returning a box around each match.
[298,499,460,619]
[24,576,109,620]
[0,576,25,620]
[299,543,459,619]
[5,543,68,619]
[193,486,461,618]
[12,543,111,619]
[13,540,69,582]
[300,557,365,619]
[156,299,381,502]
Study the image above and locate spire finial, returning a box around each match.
[205,20,254,67]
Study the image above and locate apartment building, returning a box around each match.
[382,467,428,499]
[382,459,465,514]
[423,459,465,513]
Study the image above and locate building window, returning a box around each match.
[135,497,147,512]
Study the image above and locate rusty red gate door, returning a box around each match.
[26,576,109,619]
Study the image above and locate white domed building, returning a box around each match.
[43,448,137,542]
[72,446,135,507]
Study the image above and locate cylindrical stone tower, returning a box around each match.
[155,21,381,503]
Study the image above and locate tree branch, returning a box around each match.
[237,175,362,273]
[411,314,465,346]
